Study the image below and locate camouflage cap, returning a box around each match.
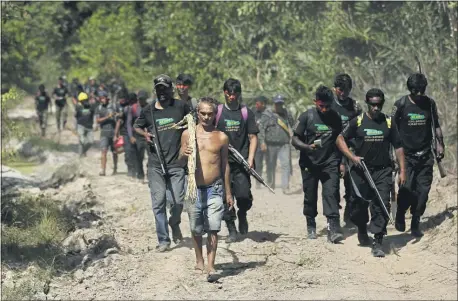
[154,74,173,88]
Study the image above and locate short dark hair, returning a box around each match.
[128,92,137,104]
[118,87,129,100]
[39,84,45,92]
[407,73,427,95]
[315,85,334,104]
[365,88,385,103]
[198,97,217,112]
[255,96,268,104]
[176,73,194,85]
[223,78,242,93]
[334,73,353,91]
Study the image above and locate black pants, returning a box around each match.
[223,163,253,221]
[133,138,146,179]
[123,135,136,177]
[397,152,434,217]
[254,146,265,183]
[301,162,340,219]
[349,166,392,235]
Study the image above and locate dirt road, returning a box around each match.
[6,106,458,300]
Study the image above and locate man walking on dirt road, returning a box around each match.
[134,74,191,252]
[331,73,362,226]
[179,97,234,282]
[95,91,118,176]
[35,84,51,137]
[75,92,97,157]
[258,94,295,194]
[392,73,445,238]
[53,76,70,132]
[253,96,268,189]
[292,85,343,243]
[336,88,406,257]
[215,78,259,243]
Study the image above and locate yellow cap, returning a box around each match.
[78,92,88,102]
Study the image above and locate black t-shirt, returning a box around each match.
[75,103,97,129]
[392,95,439,154]
[118,105,129,136]
[134,99,191,169]
[331,97,362,129]
[215,105,259,162]
[35,93,51,111]
[95,103,117,137]
[53,86,69,107]
[293,108,342,168]
[342,113,401,167]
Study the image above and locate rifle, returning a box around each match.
[360,160,394,225]
[228,144,275,194]
[148,105,168,176]
[414,55,446,178]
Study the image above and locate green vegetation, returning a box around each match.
[1,194,74,300]
[1,1,456,169]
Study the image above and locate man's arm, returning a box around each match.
[390,122,406,184]
[391,98,402,129]
[133,106,152,141]
[257,114,268,150]
[248,134,258,168]
[221,134,233,208]
[335,119,361,166]
[291,112,315,152]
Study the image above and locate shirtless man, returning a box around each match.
[179,97,234,281]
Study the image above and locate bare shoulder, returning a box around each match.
[217,130,229,144]
[182,129,189,138]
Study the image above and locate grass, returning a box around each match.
[1,193,75,300]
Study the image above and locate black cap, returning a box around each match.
[138,90,148,100]
[154,74,173,88]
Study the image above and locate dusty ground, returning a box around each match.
[3,104,458,300]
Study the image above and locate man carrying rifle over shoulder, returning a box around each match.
[391,73,445,238]
[134,74,191,252]
[214,78,259,242]
[337,88,406,257]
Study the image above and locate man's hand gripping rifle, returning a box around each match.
[228,144,275,194]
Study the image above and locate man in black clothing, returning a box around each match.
[53,77,69,132]
[331,73,363,226]
[215,78,259,242]
[114,88,135,177]
[75,92,97,157]
[253,95,268,189]
[337,88,406,257]
[391,73,445,237]
[134,74,191,252]
[35,84,51,137]
[291,85,343,243]
[176,73,198,112]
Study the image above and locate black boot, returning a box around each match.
[411,216,424,238]
[371,234,385,257]
[395,209,406,232]
[306,217,317,239]
[327,218,344,243]
[225,220,238,243]
[357,224,371,246]
[237,211,248,235]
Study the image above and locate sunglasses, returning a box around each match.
[367,102,383,108]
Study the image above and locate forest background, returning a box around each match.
[2,1,457,170]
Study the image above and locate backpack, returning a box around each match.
[215,104,248,126]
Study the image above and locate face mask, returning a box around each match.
[156,88,172,103]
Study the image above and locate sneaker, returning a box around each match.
[225,220,238,243]
[327,218,344,243]
[156,243,171,253]
[371,234,385,257]
[306,217,317,239]
[410,216,424,238]
[238,211,248,235]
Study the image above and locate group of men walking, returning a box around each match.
[34,71,445,279]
